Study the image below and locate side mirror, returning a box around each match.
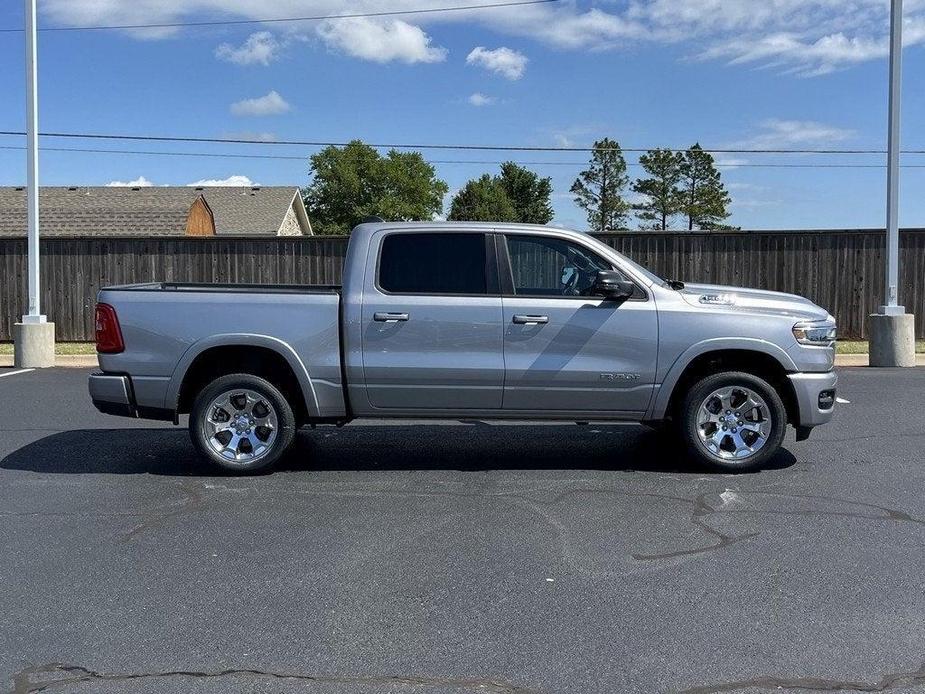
[592,271,635,300]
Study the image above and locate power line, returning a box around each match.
[0,0,560,33]
[0,145,306,161]
[2,130,925,155]
[3,144,925,169]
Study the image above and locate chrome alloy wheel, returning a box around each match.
[696,386,771,461]
[205,389,278,463]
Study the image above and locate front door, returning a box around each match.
[362,231,504,411]
[500,233,658,414]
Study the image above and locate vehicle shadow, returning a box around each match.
[0,423,797,476]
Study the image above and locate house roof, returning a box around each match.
[0,186,307,236]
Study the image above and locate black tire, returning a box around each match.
[190,373,296,473]
[678,371,787,473]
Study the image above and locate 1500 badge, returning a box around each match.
[600,373,641,381]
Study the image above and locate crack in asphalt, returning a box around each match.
[631,492,758,561]
[717,490,925,527]
[505,486,925,565]
[11,663,539,694]
[16,477,922,564]
[507,487,750,564]
[632,489,925,561]
[119,478,206,542]
[678,658,925,693]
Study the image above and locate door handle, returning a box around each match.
[374,312,410,322]
[512,314,549,325]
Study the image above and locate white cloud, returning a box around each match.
[215,31,281,66]
[317,17,447,64]
[230,90,291,117]
[511,9,647,50]
[701,31,894,77]
[468,92,496,107]
[106,176,155,187]
[40,0,925,76]
[187,175,257,187]
[466,46,527,80]
[736,119,856,149]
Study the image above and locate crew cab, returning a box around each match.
[89,222,837,473]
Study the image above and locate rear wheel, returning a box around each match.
[190,373,296,473]
[679,371,786,473]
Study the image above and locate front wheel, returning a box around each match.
[190,373,296,473]
[679,371,787,473]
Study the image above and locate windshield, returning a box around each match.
[579,233,668,286]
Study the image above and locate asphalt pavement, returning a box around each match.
[1,367,924,694]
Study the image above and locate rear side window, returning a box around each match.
[378,233,487,295]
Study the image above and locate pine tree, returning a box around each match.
[678,143,732,231]
[632,148,684,230]
[570,138,630,232]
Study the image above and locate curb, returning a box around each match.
[834,354,925,366]
[835,354,869,366]
[0,355,99,368]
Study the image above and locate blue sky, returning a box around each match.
[1,0,924,230]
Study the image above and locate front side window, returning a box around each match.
[378,233,487,295]
[506,235,624,297]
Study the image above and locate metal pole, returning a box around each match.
[881,0,904,315]
[23,0,44,324]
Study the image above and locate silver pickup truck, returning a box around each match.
[89,222,837,473]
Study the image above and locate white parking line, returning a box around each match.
[0,368,35,379]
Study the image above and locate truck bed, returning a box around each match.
[96,282,347,420]
[104,282,341,294]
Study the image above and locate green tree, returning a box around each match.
[678,143,732,231]
[303,140,448,235]
[447,174,517,222]
[498,161,554,224]
[632,148,684,230]
[570,138,630,232]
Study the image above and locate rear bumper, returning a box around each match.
[89,373,136,418]
[90,372,176,421]
[787,370,837,428]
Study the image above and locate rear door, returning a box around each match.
[361,231,504,411]
[499,233,658,415]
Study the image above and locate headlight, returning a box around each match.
[793,320,837,346]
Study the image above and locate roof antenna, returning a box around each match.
[361,216,385,224]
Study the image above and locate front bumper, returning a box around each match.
[89,373,136,418]
[787,370,838,427]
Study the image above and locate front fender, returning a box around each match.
[647,337,798,420]
[164,334,321,418]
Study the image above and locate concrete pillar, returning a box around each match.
[13,321,55,368]
[868,313,916,367]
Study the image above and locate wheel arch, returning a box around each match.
[166,335,320,423]
[651,339,799,425]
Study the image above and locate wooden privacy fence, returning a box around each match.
[0,230,923,341]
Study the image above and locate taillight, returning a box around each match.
[95,303,125,354]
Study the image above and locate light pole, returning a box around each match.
[13,0,55,368]
[869,0,916,366]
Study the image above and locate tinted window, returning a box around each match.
[379,233,487,294]
[506,235,621,297]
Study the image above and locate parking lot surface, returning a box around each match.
[1,367,924,694]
